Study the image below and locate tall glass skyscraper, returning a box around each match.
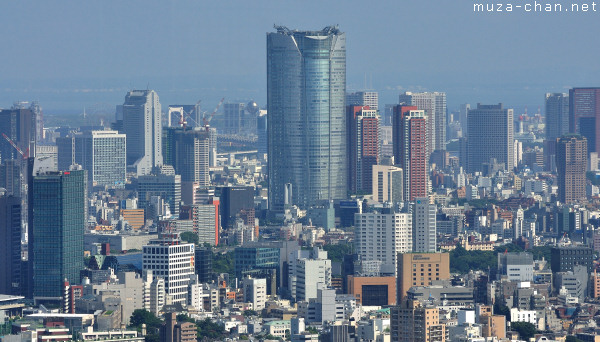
[32,169,86,303]
[267,26,347,210]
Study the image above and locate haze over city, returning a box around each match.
[2,1,600,341]
[2,0,600,113]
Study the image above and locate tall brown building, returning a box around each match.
[477,304,506,339]
[393,105,428,201]
[556,135,587,203]
[161,313,197,342]
[391,299,446,342]
[397,253,450,301]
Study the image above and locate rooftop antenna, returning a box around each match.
[364,73,367,90]
[370,73,373,90]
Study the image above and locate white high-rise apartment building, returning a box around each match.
[399,91,447,155]
[412,198,437,253]
[123,90,163,176]
[289,248,332,302]
[142,235,195,305]
[243,277,267,310]
[354,209,412,276]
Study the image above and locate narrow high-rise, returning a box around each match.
[412,198,436,253]
[569,87,600,152]
[267,26,347,210]
[467,103,514,173]
[32,170,86,304]
[398,92,446,154]
[556,135,587,203]
[0,194,22,296]
[545,93,569,171]
[123,90,163,175]
[347,105,379,194]
[393,106,428,201]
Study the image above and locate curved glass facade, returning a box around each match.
[267,26,347,210]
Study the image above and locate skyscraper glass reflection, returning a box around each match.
[267,26,347,210]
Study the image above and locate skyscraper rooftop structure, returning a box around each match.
[267,25,347,210]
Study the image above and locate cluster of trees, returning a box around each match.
[213,251,235,276]
[449,243,553,273]
[129,309,163,342]
[449,245,497,273]
[322,243,353,262]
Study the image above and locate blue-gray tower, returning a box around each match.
[267,26,347,211]
[32,169,86,304]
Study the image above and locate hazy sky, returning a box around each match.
[2,0,600,115]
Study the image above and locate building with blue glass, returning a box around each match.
[32,169,86,304]
[234,246,279,279]
[267,26,347,211]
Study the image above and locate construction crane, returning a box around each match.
[2,133,28,159]
[202,97,224,127]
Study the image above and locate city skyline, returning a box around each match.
[2,1,600,113]
[2,2,600,340]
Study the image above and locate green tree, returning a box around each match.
[449,245,496,273]
[129,309,162,330]
[196,318,227,340]
[323,243,353,262]
[510,321,537,340]
[177,313,195,323]
[213,251,235,276]
[181,231,199,245]
[493,302,511,321]
[243,309,259,317]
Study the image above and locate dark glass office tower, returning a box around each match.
[267,26,347,210]
[0,195,22,295]
[32,170,86,303]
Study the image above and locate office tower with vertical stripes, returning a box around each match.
[267,26,347,210]
[467,103,514,173]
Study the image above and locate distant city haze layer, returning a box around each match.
[2,0,599,113]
